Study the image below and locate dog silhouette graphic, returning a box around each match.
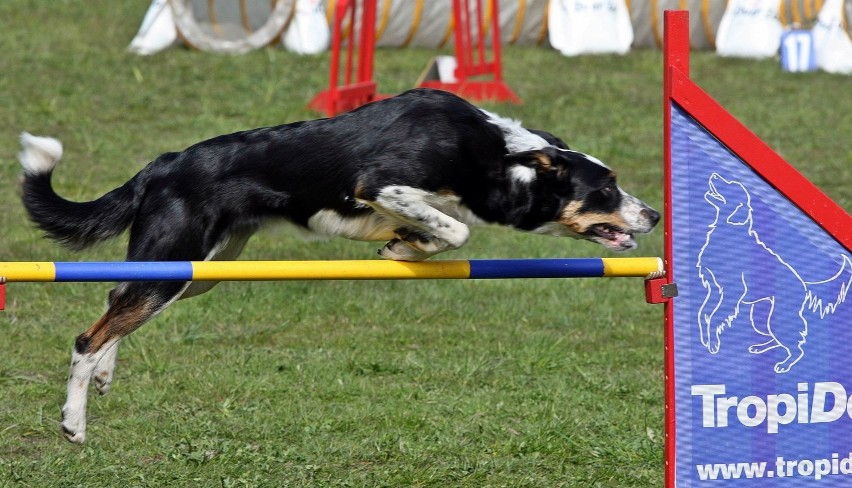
[696,173,851,373]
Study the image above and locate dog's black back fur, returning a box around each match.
[24,89,570,259]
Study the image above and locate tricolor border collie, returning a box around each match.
[18,88,658,442]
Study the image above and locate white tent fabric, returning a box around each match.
[283,0,330,54]
[548,0,634,56]
[128,0,178,55]
[715,0,783,58]
[129,0,845,60]
[812,0,852,73]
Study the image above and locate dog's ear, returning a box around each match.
[505,147,569,179]
[726,203,751,225]
[528,129,570,150]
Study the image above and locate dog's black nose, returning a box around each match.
[643,208,661,227]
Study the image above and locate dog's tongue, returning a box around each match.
[593,224,636,251]
[607,232,636,251]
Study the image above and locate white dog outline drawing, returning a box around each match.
[696,173,851,373]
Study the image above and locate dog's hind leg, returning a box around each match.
[768,299,809,374]
[92,339,120,395]
[748,299,780,354]
[90,288,128,396]
[60,197,243,442]
[61,281,188,443]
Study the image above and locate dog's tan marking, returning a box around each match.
[534,152,552,170]
[558,201,633,234]
[354,180,370,201]
[80,298,156,353]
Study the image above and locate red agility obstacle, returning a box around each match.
[309,0,519,116]
[307,0,385,117]
[418,0,520,104]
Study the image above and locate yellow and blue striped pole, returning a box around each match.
[0,258,662,282]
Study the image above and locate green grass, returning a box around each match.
[1,1,850,486]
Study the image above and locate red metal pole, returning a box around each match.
[344,1,356,85]
[475,0,485,66]
[359,0,376,83]
[489,0,503,81]
[453,0,470,80]
[308,0,383,116]
[662,10,689,488]
[325,0,348,115]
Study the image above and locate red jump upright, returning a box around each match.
[419,0,520,104]
[308,0,385,117]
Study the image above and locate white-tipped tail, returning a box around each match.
[19,132,63,175]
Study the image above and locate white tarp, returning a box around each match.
[812,0,852,73]
[548,0,634,56]
[715,0,783,58]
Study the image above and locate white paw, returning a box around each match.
[378,239,430,261]
[61,407,87,444]
[441,221,470,249]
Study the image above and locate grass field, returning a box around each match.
[1,1,850,486]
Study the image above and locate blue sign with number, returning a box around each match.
[781,30,817,72]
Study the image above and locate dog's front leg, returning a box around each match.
[365,186,470,261]
[379,229,451,261]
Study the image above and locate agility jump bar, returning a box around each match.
[0,258,663,283]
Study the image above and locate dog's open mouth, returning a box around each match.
[590,223,636,251]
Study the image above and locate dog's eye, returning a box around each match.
[600,186,615,196]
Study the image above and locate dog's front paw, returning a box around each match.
[378,239,429,261]
[60,407,86,444]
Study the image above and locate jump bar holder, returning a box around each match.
[644,277,678,304]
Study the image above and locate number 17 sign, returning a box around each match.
[781,29,817,72]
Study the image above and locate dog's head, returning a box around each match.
[506,147,659,251]
[705,173,752,226]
